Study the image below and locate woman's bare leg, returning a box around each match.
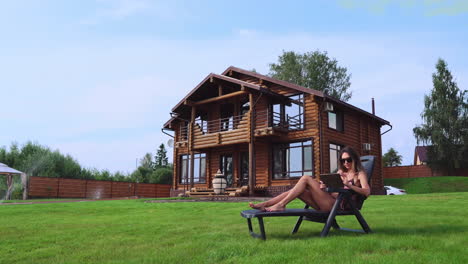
[266,176,309,211]
[298,189,320,210]
[249,191,289,210]
[267,176,336,212]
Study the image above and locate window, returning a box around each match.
[273,140,313,179]
[328,111,344,131]
[219,154,233,187]
[286,94,304,130]
[179,153,206,184]
[239,152,249,186]
[329,143,343,173]
[272,93,305,130]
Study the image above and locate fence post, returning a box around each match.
[56,178,60,198]
[84,179,88,199]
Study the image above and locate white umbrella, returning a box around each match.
[0,162,23,174]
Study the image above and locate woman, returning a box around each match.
[249,146,370,212]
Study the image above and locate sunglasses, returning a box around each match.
[340,157,353,164]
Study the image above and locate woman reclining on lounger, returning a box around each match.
[249,146,371,212]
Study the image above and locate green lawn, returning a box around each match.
[384,176,468,194]
[1,193,467,264]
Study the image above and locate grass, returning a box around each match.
[384,176,468,194]
[1,193,467,264]
[0,198,84,203]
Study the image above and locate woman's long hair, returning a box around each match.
[339,146,364,184]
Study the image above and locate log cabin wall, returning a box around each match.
[320,104,385,194]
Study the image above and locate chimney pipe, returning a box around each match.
[372,98,375,115]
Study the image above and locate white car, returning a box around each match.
[384,186,407,195]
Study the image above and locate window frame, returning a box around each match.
[272,139,314,180]
[329,143,343,173]
[327,110,344,132]
[178,153,206,184]
[272,93,305,131]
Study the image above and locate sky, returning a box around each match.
[1,0,467,174]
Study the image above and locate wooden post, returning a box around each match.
[110,180,113,198]
[190,106,196,189]
[56,177,60,198]
[218,84,223,96]
[248,93,255,196]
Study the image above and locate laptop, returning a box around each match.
[319,173,344,188]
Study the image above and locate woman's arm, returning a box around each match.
[343,171,370,197]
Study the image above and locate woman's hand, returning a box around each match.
[339,173,350,187]
[319,181,327,189]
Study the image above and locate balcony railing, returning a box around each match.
[255,109,303,130]
[176,109,304,145]
[195,113,247,134]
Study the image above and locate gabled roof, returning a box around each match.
[171,73,263,113]
[171,72,291,114]
[222,66,324,97]
[164,66,391,129]
[223,66,390,125]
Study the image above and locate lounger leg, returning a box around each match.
[353,209,372,233]
[332,219,340,230]
[292,216,304,234]
[321,194,344,237]
[258,217,266,240]
[246,217,267,240]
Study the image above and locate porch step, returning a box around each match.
[186,186,248,197]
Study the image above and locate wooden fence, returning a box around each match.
[383,165,468,179]
[28,176,171,199]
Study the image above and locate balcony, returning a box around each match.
[191,112,251,149]
[254,109,304,137]
[175,108,304,149]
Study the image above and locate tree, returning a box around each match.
[140,153,154,169]
[382,148,402,167]
[149,167,173,184]
[154,144,168,168]
[413,58,468,172]
[269,50,352,101]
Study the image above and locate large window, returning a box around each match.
[273,140,313,179]
[328,110,344,131]
[329,143,343,173]
[179,153,206,184]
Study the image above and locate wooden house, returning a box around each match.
[163,66,391,196]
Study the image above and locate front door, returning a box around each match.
[220,154,233,187]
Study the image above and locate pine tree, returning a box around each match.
[155,144,168,168]
[413,59,468,172]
